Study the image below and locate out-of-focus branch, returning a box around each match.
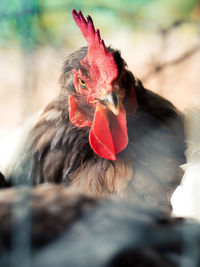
[142,44,200,82]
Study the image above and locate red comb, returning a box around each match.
[72,9,107,53]
[72,9,118,88]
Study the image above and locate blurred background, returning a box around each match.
[0,0,199,137]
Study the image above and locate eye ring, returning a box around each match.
[78,78,87,89]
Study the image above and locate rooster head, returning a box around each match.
[69,9,137,160]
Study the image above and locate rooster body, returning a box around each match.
[4,11,185,211]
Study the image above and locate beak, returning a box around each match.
[104,92,120,116]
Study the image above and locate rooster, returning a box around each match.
[4,10,185,212]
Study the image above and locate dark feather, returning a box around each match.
[0,172,8,188]
[0,184,199,267]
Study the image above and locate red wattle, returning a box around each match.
[109,107,128,154]
[68,94,92,128]
[89,104,128,160]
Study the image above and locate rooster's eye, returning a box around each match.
[78,78,87,89]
